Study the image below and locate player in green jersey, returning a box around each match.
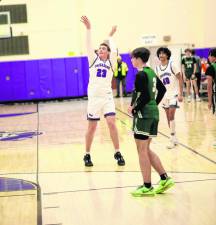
[128,47,175,196]
[182,49,200,102]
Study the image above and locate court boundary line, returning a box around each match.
[42,178,216,195]
[1,175,215,197]
[0,170,216,176]
[116,108,216,165]
[0,193,36,198]
[44,206,60,209]
[36,103,43,225]
[158,131,216,165]
[1,170,216,176]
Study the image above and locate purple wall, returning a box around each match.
[120,53,137,93]
[0,57,89,102]
[1,48,212,102]
[194,48,210,59]
[0,55,136,102]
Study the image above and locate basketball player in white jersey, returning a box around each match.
[81,16,125,166]
[155,47,183,149]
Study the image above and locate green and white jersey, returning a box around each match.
[182,56,196,76]
[133,67,159,119]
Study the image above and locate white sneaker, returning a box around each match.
[196,97,201,102]
[173,135,178,145]
[167,141,175,149]
[167,136,178,149]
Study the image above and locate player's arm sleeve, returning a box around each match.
[132,72,150,113]
[130,90,137,106]
[155,76,166,105]
[86,29,97,65]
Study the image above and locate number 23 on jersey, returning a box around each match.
[96,69,107,78]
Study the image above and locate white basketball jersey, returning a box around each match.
[85,30,117,97]
[88,56,114,97]
[156,61,180,99]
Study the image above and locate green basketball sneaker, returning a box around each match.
[131,186,155,197]
[155,177,175,194]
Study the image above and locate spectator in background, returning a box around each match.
[114,56,128,97]
[182,48,200,102]
[201,57,208,75]
[191,49,202,93]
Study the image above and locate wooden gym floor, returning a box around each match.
[0,97,216,225]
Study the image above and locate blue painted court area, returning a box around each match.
[0,177,37,192]
[0,131,42,141]
[0,112,36,118]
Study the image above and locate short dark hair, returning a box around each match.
[100,43,111,52]
[191,49,196,55]
[209,48,216,57]
[131,47,150,63]
[185,48,192,53]
[156,47,171,60]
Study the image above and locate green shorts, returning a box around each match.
[132,117,159,137]
[185,73,197,81]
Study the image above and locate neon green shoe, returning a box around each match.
[155,177,175,194]
[131,186,155,197]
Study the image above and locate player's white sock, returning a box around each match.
[170,120,176,136]
[170,120,178,144]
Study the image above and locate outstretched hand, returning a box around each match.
[109,25,117,37]
[81,16,91,29]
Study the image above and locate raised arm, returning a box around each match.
[109,25,117,37]
[80,16,96,64]
[106,26,118,65]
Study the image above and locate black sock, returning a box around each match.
[160,173,168,180]
[144,182,152,188]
